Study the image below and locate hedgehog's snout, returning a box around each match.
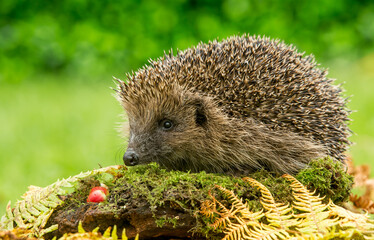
[123,148,139,166]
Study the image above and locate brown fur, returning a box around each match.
[115,35,351,175]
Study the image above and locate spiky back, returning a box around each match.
[121,35,351,161]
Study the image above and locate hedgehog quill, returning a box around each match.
[115,35,351,175]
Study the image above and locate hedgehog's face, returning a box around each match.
[121,88,218,171]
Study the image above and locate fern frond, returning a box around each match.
[287,226,360,240]
[215,185,259,220]
[222,218,253,240]
[209,191,242,229]
[0,165,124,238]
[318,226,359,240]
[200,198,217,218]
[283,174,339,234]
[222,214,273,240]
[243,177,299,229]
[2,201,14,229]
[248,224,290,240]
[210,174,374,239]
[329,201,374,235]
[206,184,266,240]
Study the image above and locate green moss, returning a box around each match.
[155,216,179,228]
[108,163,251,211]
[106,159,350,234]
[296,157,353,203]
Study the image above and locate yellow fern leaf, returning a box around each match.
[222,221,251,240]
[329,201,374,234]
[243,177,299,229]
[248,224,290,240]
[206,185,266,240]
[215,185,259,219]
[209,191,238,229]
[317,226,359,240]
[204,174,374,240]
[222,215,267,240]
[283,174,339,234]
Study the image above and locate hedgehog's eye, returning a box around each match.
[161,119,174,130]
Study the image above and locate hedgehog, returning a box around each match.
[115,35,351,175]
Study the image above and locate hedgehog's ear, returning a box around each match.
[193,98,208,127]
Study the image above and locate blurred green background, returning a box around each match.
[1,0,374,214]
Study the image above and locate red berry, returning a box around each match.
[87,186,109,203]
[89,186,108,195]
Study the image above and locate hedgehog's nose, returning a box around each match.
[123,148,139,166]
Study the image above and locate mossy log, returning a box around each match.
[41,157,352,239]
